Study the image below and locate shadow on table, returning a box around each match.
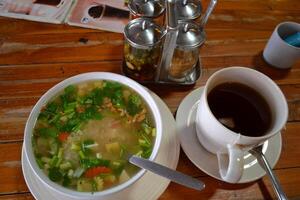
[252,51,291,80]
[193,177,272,199]
[165,175,274,199]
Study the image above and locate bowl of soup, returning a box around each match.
[23,72,162,199]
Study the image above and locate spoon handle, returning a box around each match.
[129,156,205,191]
[199,0,217,28]
[251,150,288,200]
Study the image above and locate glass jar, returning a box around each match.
[123,18,165,82]
[169,21,205,79]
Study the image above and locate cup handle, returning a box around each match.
[217,144,244,183]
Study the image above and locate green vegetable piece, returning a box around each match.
[36,157,44,169]
[38,127,59,138]
[81,139,95,155]
[62,117,81,132]
[102,81,122,99]
[62,175,71,187]
[141,120,152,134]
[60,162,72,170]
[64,102,77,114]
[79,106,102,121]
[110,161,125,176]
[127,94,142,116]
[142,148,152,159]
[48,167,63,182]
[50,156,59,167]
[61,85,77,108]
[80,158,110,169]
[89,88,104,105]
[111,90,125,108]
[65,85,76,96]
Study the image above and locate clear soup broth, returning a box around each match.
[32,80,155,192]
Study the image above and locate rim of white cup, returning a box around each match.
[275,21,300,50]
[23,72,162,198]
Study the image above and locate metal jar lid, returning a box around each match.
[124,18,165,49]
[176,21,205,48]
[128,0,165,18]
[176,0,202,21]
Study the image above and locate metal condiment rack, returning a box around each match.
[122,0,216,86]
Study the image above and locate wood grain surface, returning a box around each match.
[0,0,299,199]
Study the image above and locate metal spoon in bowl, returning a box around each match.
[129,155,205,191]
[249,145,288,200]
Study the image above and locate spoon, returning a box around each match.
[199,0,217,28]
[249,145,288,200]
[129,155,205,191]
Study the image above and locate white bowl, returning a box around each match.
[23,72,163,199]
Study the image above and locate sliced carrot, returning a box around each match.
[84,166,112,178]
[58,132,70,142]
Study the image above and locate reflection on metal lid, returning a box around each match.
[128,0,165,17]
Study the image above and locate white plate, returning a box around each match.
[176,87,282,183]
[22,92,180,200]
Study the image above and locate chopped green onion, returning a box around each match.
[41,157,51,163]
[48,167,63,182]
[60,162,72,170]
[79,150,85,159]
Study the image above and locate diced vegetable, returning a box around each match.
[58,132,70,142]
[84,166,112,178]
[79,151,85,159]
[80,158,110,168]
[152,128,156,137]
[77,179,93,192]
[73,167,85,178]
[126,94,142,116]
[103,174,116,184]
[96,153,102,159]
[38,127,59,138]
[41,157,51,163]
[48,167,63,182]
[63,175,71,187]
[111,161,125,176]
[135,150,143,157]
[60,162,72,170]
[105,142,120,155]
[81,139,97,155]
[35,157,44,169]
[67,169,74,178]
[119,170,130,183]
[71,143,81,151]
[94,177,104,191]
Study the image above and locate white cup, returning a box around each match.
[195,67,288,183]
[263,21,300,69]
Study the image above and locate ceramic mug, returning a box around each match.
[263,21,300,69]
[195,67,288,183]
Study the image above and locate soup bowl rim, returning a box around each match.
[23,72,163,198]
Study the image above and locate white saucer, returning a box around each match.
[176,87,282,183]
[22,92,180,200]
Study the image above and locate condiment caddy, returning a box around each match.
[122,0,217,85]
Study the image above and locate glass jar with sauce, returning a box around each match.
[123,18,165,82]
[168,21,205,80]
[128,0,165,26]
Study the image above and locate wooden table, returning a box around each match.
[0,0,300,199]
